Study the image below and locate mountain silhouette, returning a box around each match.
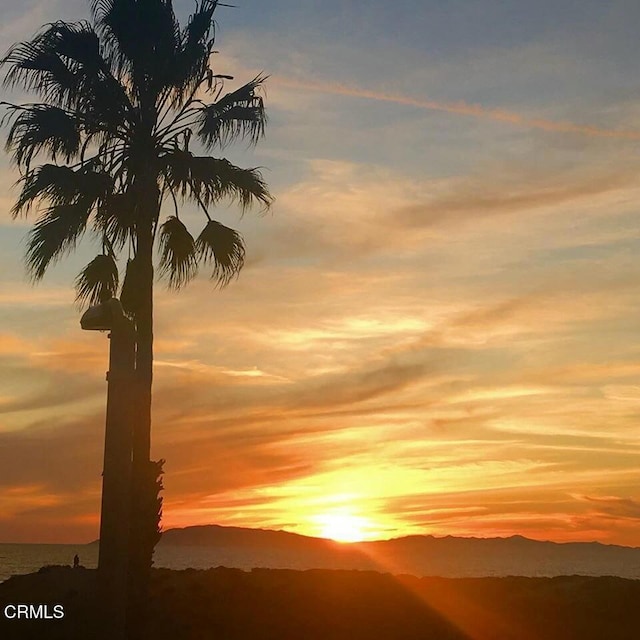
[153,525,640,578]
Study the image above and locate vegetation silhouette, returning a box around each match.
[2,566,640,640]
[1,0,272,635]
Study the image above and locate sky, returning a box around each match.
[2,0,640,545]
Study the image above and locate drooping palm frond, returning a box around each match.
[75,253,119,307]
[196,219,245,286]
[4,105,81,169]
[13,162,113,216]
[161,149,272,211]
[26,201,93,279]
[197,74,267,149]
[13,164,77,215]
[158,215,198,289]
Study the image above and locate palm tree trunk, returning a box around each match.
[134,219,153,467]
[131,131,157,469]
[127,181,162,638]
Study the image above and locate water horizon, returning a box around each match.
[3,540,640,584]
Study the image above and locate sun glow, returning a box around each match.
[317,512,372,543]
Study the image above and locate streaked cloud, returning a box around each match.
[274,77,640,140]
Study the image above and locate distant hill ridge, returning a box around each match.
[159,523,636,549]
[161,524,328,548]
[156,524,640,579]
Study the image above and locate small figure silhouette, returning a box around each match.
[73,554,80,569]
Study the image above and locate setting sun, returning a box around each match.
[317,512,371,543]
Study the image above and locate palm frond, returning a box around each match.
[92,0,180,96]
[43,22,130,130]
[91,0,141,69]
[13,164,77,216]
[158,216,198,289]
[196,219,245,286]
[26,202,92,279]
[38,21,103,69]
[4,104,81,169]
[90,0,115,20]
[2,21,114,109]
[13,162,113,217]
[2,39,76,107]
[161,149,272,212]
[75,253,119,307]
[185,1,219,45]
[197,74,267,149]
[164,0,218,103]
[3,26,131,141]
[93,190,136,250]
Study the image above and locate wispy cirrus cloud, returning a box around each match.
[578,495,640,520]
[273,77,640,141]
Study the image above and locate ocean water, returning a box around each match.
[0,544,349,583]
[0,544,311,583]
[0,544,99,583]
[3,542,640,583]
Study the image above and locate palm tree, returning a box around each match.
[1,0,271,623]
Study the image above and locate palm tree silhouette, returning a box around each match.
[1,0,271,629]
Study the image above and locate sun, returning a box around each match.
[318,512,369,543]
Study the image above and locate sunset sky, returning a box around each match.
[2,0,640,546]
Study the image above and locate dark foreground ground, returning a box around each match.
[1,566,639,639]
